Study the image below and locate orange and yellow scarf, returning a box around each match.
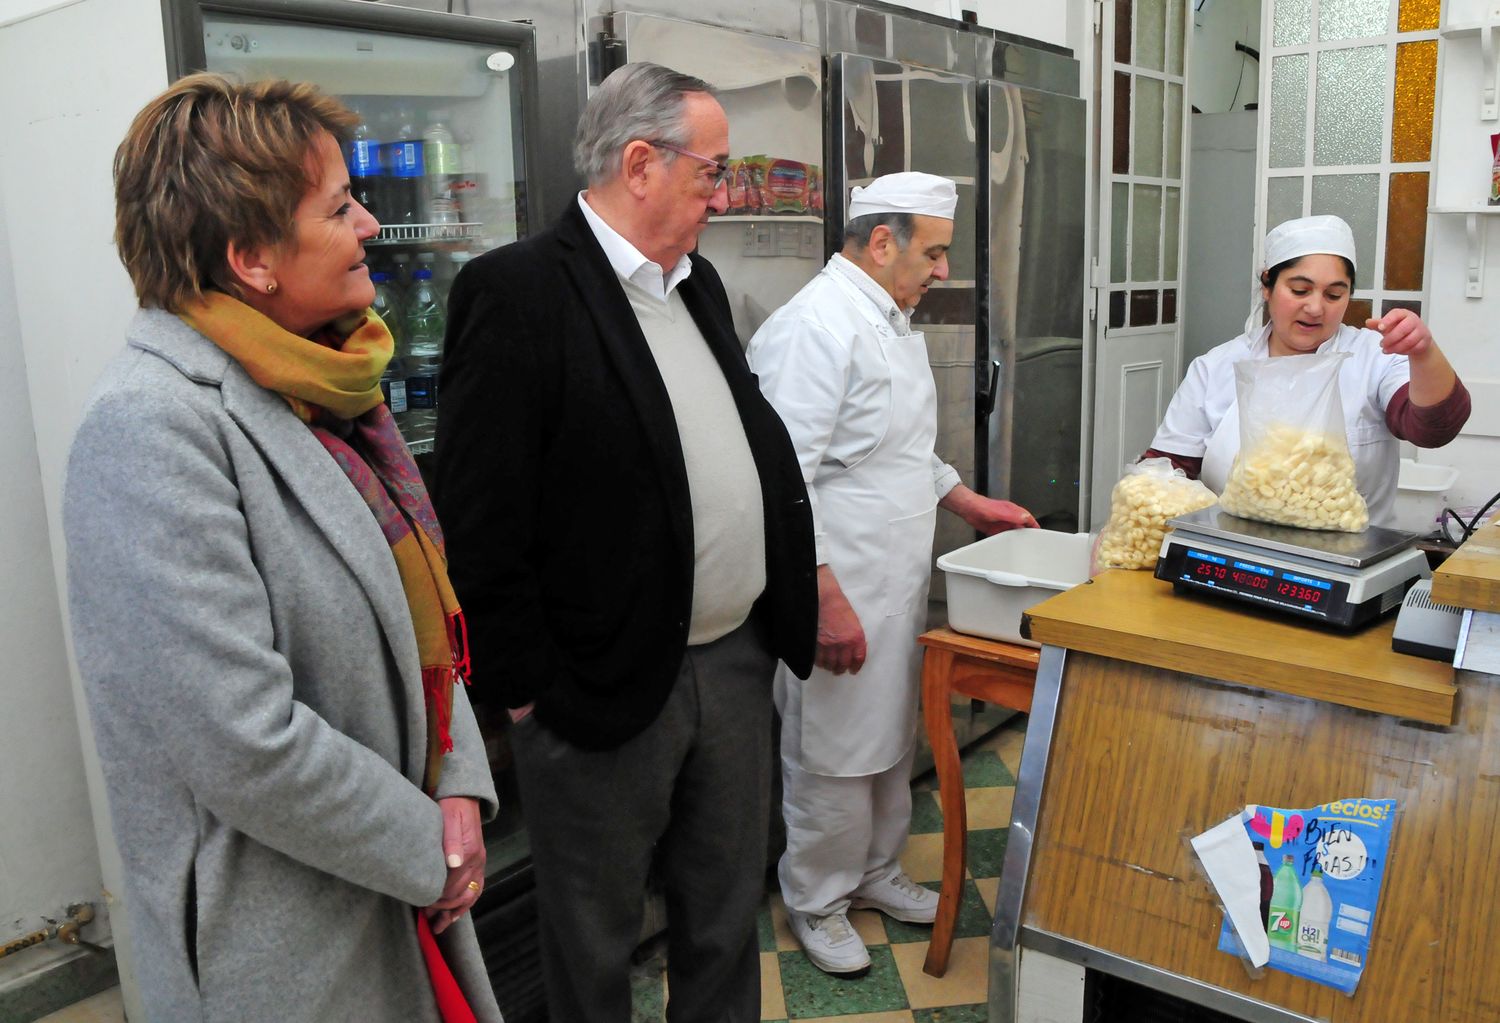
[180,291,468,795]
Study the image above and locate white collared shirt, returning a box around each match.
[576,192,693,301]
[825,252,913,336]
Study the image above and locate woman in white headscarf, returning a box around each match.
[1145,214,1470,528]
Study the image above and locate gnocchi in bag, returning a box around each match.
[1218,352,1369,532]
[1096,458,1218,571]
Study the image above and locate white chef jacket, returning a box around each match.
[1151,324,1411,527]
[746,254,961,564]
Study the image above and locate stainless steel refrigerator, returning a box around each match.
[830,33,1088,572]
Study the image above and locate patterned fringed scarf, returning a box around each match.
[181,292,476,1023]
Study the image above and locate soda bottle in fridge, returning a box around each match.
[1297,867,1332,961]
[348,114,385,222]
[1268,855,1302,953]
[385,108,424,225]
[404,268,445,430]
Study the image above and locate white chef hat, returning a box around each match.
[847,171,958,221]
[1245,215,1358,334]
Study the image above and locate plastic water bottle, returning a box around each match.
[441,250,473,310]
[1296,867,1332,961]
[404,268,446,429]
[370,272,407,417]
[389,251,414,297]
[423,118,462,230]
[385,108,423,225]
[1268,855,1302,953]
[347,114,385,222]
[415,251,438,287]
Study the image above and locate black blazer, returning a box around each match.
[433,200,816,750]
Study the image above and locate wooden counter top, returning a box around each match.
[1431,520,1500,612]
[1023,569,1457,725]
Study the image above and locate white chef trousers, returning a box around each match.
[776,671,917,918]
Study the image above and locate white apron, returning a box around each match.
[783,319,938,778]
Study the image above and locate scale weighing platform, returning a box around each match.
[1154,505,1429,629]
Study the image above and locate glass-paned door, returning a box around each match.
[1090,0,1192,528]
[1258,0,1440,325]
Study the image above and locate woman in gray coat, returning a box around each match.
[63,74,502,1021]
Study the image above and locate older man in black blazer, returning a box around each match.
[434,63,816,1021]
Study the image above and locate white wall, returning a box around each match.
[1190,0,1261,114]
[0,149,102,959]
[1415,18,1500,512]
[0,0,169,1015]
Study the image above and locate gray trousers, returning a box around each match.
[511,619,774,1023]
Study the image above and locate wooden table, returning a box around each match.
[986,570,1489,1023]
[918,626,1040,976]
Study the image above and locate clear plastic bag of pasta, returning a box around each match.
[1095,458,1218,571]
[1218,352,1369,532]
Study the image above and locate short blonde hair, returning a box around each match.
[113,73,358,311]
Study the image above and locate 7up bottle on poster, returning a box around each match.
[1268,854,1302,951]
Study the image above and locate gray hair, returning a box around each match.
[574,63,717,186]
[841,212,915,252]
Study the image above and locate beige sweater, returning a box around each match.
[622,280,767,644]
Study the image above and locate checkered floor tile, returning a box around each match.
[630,715,1027,1022]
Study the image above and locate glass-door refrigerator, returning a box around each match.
[164,2,544,1016]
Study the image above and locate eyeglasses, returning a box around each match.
[648,140,730,189]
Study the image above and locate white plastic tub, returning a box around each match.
[936,530,1094,647]
[1394,458,1459,534]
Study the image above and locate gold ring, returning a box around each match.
[467,881,481,892]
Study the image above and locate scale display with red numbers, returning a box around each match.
[1154,506,1428,630]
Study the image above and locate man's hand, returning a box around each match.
[816,565,866,675]
[939,484,1038,535]
[425,796,486,934]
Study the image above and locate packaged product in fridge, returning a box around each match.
[726,158,751,215]
[765,158,810,214]
[742,155,771,215]
[1491,133,1500,206]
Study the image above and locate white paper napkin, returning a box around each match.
[1191,812,1271,968]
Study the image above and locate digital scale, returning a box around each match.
[1154,506,1430,630]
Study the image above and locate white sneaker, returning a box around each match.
[849,872,939,924]
[789,910,871,974]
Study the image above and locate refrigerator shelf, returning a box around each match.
[370,222,482,246]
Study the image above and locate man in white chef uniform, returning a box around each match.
[748,172,1037,974]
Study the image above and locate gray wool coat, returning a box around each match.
[64,309,503,1022]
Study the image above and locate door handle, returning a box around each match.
[976,359,1001,420]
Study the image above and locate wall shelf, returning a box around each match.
[1440,5,1500,120]
[1429,207,1500,297]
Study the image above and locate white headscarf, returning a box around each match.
[848,171,958,221]
[1245,214,1358,335]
